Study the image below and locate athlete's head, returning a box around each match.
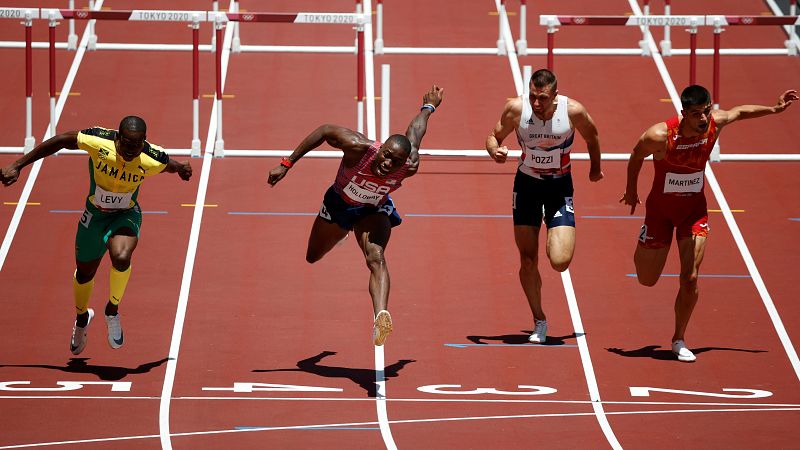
[680,85,713,134]
[529,69,558,117]
[116,116,147,161]
[373,134,411,177]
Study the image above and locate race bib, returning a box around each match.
[92,186,134,210]
[663,172,703,194]
[343,181,384,206]
[523,148,561,170]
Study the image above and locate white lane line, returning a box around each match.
[374,344,398,449]
[561,271,623,449]
[364,1,397,447]
[627,0,800,386]
[0,0,105,272]
[495,2,622,448]
[157,3,237,449]
[704,167,800,383]
[364,0,377,140]
[3,405,799,449]
[5,395,800,408]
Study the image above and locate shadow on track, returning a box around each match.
[606,345,767,361]
[466,331,580,346]
[253,351,415,398]
[0,357,170,381]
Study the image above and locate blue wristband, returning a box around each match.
[421,103,436,113]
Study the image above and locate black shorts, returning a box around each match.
[320,185,402,231]
[512,170,575,228]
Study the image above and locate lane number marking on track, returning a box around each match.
[630,386,773,399]
[0,381,132,392]
[417,385,558,396]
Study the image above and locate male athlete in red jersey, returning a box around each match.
[621,85,797,362]
[268,85,444,346]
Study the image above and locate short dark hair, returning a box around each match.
[680,85,711,110]
[119,116,147,134]
[384,134,412,156]
[530,69,558,92]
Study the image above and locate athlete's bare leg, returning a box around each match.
[306,216,349,263]
[514,225,545,321]
[354,214,392,315]
[633,244,671,287]
[545,225,575,272]
[672,235,706,342]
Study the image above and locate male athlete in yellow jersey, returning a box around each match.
[1,116,192,354]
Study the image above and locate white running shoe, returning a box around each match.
[529,319,548,344]
[105,313,124,349]
[671,340,696,362]
[70,308,94,355]
[373,310,393,346]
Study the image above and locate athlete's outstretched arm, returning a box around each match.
[620,124,666,214]
[267,124,370,186]
[485,97,522,164]
[405,85,444,177]
[0,131,79,186]
[163,159,193,181]
[568,99,603,182]
[714,89,797,127]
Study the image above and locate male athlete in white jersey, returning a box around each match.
[486,69,603,344]
[268,85,444,346]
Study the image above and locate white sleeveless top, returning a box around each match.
[515,94,574,178]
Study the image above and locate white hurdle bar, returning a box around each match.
[2,8,369,155]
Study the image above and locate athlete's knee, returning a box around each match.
[636,272,659,287]
[75,267,97,284]
[549,254,572,272]
[518,250,538,269]
[679,271,699,288]
[364,248,386,273]
[109,250,133,271]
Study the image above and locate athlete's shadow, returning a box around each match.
[0,357,170,381]
[467,331,580,346]
[253,351,415,398]
[606,345,767,361]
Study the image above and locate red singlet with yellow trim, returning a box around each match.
[652,115,718,196]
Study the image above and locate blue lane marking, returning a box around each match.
[790,218,800,221]
[406,213,511,218]
[228,212,317,216]
[236,426,379,431]
[582,215,644,219]
[445,343,578,348]
[625,273,751,278]
[227,212,511,218]
[49,210,168,214]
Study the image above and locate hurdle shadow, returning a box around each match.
[466,331,580,346]
[606,345,767,361]
[0,357,171,381]
[253,351,415,398]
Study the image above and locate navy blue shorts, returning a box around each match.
[319,185,402,231]
[512,170,575,228]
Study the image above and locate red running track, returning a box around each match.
[1,0,799,448]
